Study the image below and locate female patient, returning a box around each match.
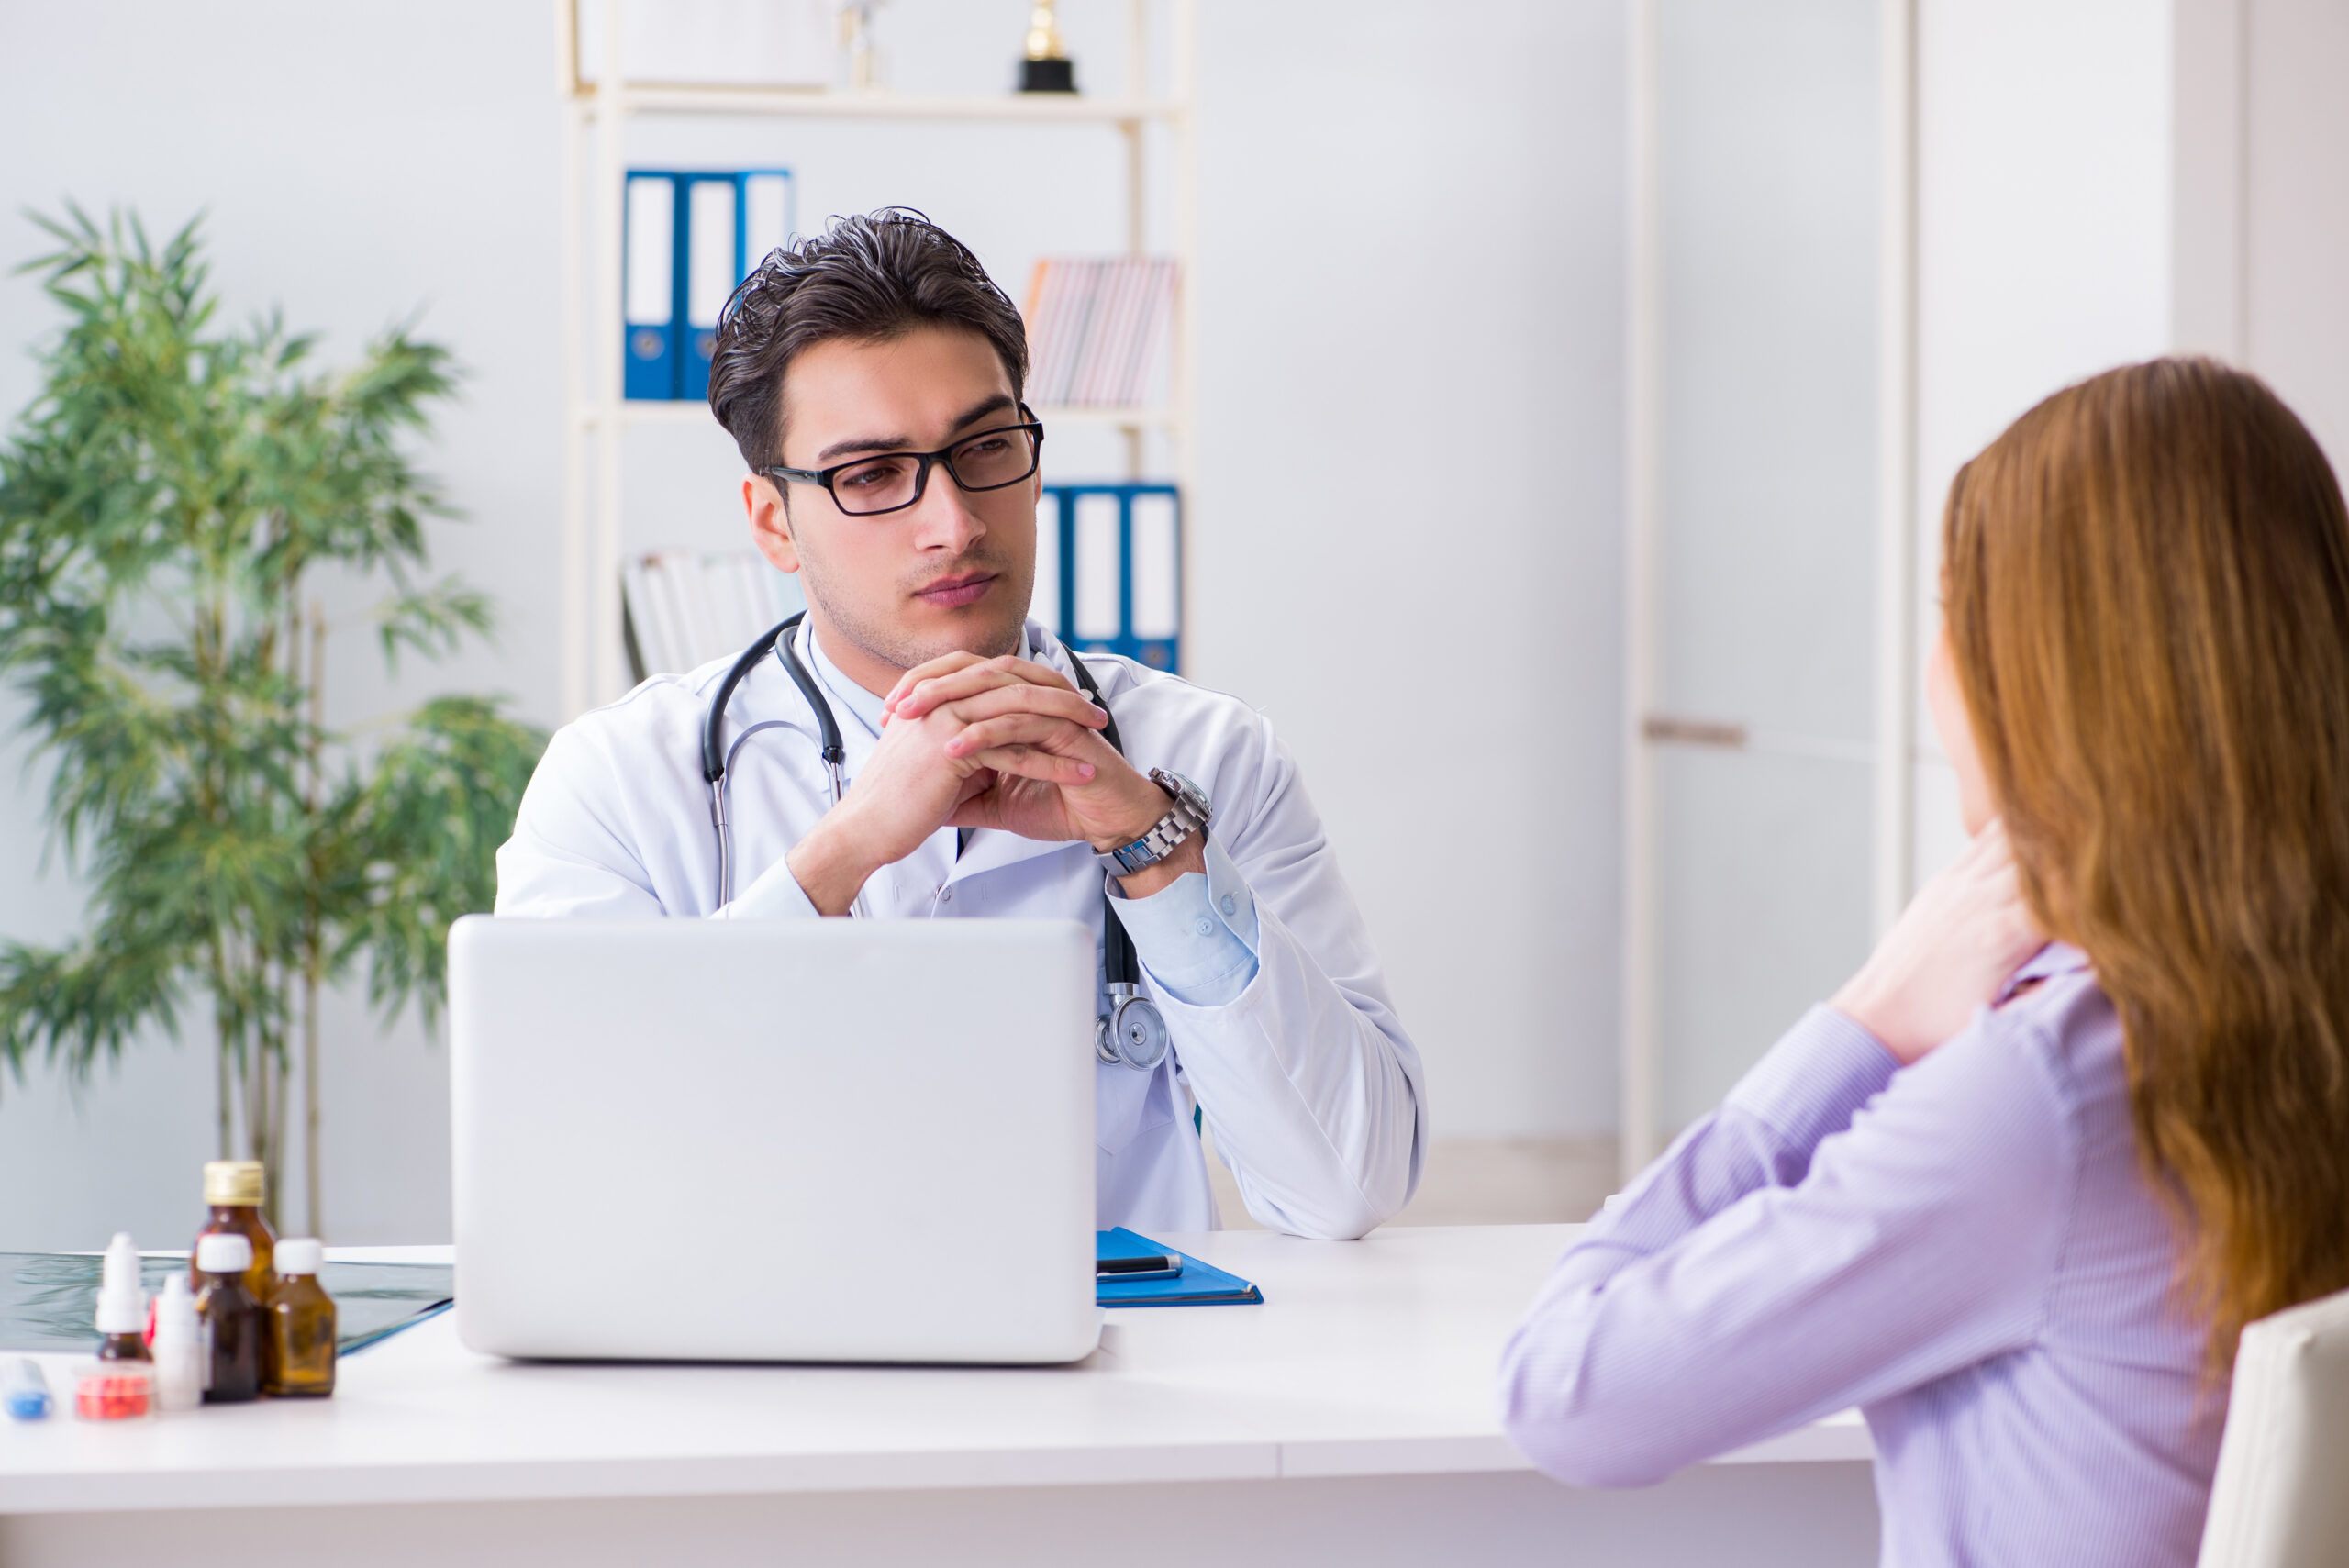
[1500,358,2349,1565]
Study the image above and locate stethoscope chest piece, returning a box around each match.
[1097,983,1171,1072]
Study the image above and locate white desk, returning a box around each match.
[0,1225,1876,1567]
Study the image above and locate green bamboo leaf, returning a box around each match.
[0,203,538,1217]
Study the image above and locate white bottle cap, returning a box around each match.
[194,1233,253,1275]
[94,1232,147,1334]
[275,1239,324,1275]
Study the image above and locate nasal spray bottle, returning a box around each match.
[150,1274,204,1412]
[94,1232,150,1363]
[77,1232,153,1419]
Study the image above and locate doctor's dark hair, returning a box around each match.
[707,208,1029,473]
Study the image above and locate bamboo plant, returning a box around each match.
[0,207,546,1235]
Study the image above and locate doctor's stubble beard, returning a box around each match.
[797,546,1037,677]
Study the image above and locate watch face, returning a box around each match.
[1156,770,1210,819]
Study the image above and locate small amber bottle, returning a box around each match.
[262,1239,336,1398]
[193,1232,262,1403]
[190,1160,275,1305]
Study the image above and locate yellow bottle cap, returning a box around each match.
[202,1161,265,1207]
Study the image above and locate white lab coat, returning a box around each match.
[494,620,1426,1239]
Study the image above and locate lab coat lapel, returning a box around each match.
[950,825,1089,884]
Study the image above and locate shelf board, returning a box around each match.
[579,403,1183,431]
[1036,406,1182,428]
[575,85,1185,125]
[577,402,716,428]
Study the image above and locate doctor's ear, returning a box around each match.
[744,473,802,575]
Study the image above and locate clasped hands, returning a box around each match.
[785,651,1200,916]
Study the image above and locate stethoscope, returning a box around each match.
[702,611,1174,1073]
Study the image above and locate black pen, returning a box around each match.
[1097,1253,1184,1280]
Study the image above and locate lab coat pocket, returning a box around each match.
[1093,1054,1176,1157]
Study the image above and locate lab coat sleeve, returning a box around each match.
[722,851,822,919]
[1134,724,1427,1241]
[494,724,670,917]
[495,717,823,919]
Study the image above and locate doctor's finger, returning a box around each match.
[888,660,1020,721]
[941,712,1103,762]
[931,683,1107,731]
[962,743,1097,786]
[882,651,991,715]
[889,656,1080,719]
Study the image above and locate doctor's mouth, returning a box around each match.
[914,570,1001,610]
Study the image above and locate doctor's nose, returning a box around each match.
[907,473,988,554]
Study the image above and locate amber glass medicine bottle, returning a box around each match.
[193,1232,262,1403]
[262,1239,336,1397]
[191,1160,275,1303]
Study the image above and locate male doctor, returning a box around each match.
[496,210,1424,1240]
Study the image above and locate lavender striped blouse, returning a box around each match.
[1498,945,2226,1566]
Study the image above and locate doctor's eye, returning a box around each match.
[950,431,1037,488]
[833,456,918,496]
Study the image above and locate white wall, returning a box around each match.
[0,0,1630,1250]
[1649,0,1881,1129]
[1188,3,1627,1140]
[1909,0,2175,882]
[1900,0,2349,925]
[2173,0,2349,471]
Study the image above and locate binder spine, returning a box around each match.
[1045,483,1181,673]
[623,167,795,403]
[624,175,679,401]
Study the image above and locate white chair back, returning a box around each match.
[2197,1284,2349,1567]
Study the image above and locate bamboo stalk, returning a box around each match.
[304,598,326,1240]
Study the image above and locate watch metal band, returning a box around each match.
[1109,769,1211,875]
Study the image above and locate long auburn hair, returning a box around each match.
[1943,357,2349,1363]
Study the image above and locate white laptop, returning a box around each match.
[447,916,1100,1364]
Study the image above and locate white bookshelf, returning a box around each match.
[553,0,1200,717]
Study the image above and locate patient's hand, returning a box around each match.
[1830,819,2043,1064]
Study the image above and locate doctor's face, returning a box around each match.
[747,326,1040,686]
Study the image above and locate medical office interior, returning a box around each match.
[2,0,2347,1563]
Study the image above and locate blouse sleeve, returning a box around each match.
[1497,1002,2073,1485]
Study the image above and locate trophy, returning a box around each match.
[1018,0,1077,93]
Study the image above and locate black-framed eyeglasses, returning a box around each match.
[757,417,1045,517]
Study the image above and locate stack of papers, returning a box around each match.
[0,1252,451,1356]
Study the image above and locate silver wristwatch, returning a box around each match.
[1108,770,1212,875]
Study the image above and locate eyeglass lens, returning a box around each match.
[829,427,1039,515]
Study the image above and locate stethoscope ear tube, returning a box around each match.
[707,611,847,906]
[704,617,796,906]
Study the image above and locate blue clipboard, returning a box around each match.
[1096,1228,1263,1307]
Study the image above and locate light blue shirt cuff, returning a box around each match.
[1105,832,1262,1006]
